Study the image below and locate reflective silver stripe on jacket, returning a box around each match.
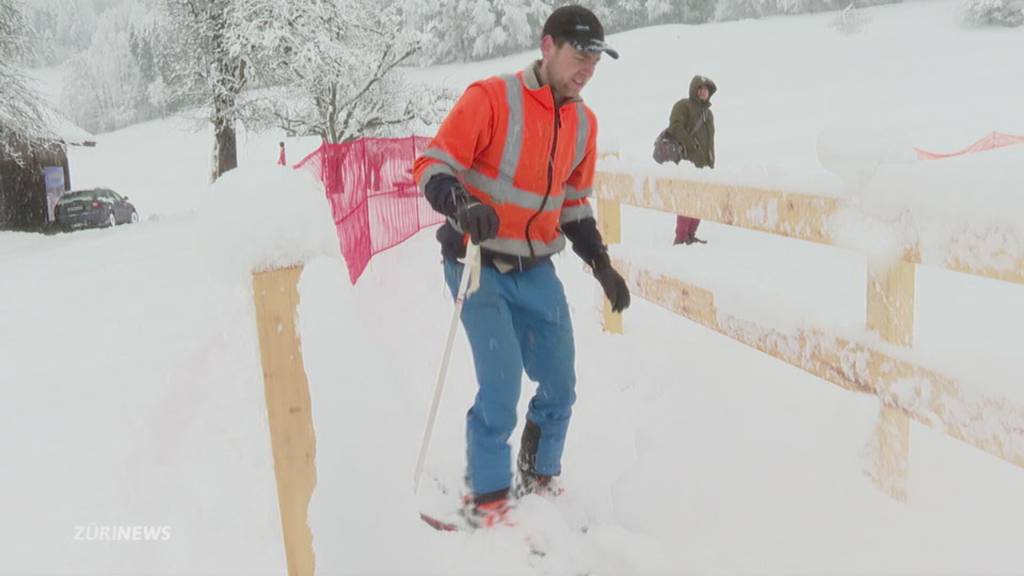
[498,74,524,185]
[416,162,458,194]
[448,218,567,257]
[421,147,468,171]
[558,203,594,224]
[462,171,554,212]
[572,103,590,174]
[564,185,591,202]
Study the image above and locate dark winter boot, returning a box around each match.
[673,233,707,246]
[459,488,513,528]
[516,420,563,498]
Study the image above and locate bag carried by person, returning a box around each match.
[652,128,683,164]
[652,107,708,165]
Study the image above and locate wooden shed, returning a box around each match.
[0,138,71,231]
[0,113,93,232]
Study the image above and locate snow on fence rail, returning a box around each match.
[593,171,1024,285]
[593,169,1024,502]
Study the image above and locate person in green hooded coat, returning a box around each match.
[657,75,717,245]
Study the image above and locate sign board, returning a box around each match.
[42,166,65,223]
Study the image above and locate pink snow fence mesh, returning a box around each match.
[295,137,445,284]
[915,132,1024,160]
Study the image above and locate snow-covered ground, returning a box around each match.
[2,2,1023,575]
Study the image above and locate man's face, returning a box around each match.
[697,85,710,101]
[541,36,601,101]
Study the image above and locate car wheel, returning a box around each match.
[130,210,139,224]
[108,212,117,227]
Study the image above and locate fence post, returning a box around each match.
[252,266,317,576]
[864,260,916,502]
[597,197,623,334]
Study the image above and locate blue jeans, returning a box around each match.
[443,258,577,496]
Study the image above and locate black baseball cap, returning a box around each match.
[542,5,619,60]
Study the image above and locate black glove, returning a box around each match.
[592,252,630,313]
[455,195,500,244]
[424,174,500,244]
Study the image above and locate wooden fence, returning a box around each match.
[593,169,1024,502]
[246,168,1023,575]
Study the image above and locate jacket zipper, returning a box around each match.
[524,104,561,259]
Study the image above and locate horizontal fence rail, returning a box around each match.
[594,171,1024,285]
[594,168,1024,502]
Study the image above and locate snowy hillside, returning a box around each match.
[2,2,1022,576]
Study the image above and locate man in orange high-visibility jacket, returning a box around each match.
[414,5,630,528]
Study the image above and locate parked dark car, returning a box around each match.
[54,188,138,232]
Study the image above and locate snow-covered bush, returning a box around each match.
[962,0,1024,26]
[831,2,871,34]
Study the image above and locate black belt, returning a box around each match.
[480,251,550,274]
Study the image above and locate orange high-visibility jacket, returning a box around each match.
[414,64,597,259]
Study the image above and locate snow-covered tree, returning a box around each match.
[715,0,770,20]
[0,0,55,158]
[57,1,181,133]
[962,0,1024,26]
[585,0,647,33]
[718,0,899,20]
[24,0,98,66]
[242,0,453,143]
[405,0,553,64]
[775,0,837,13]
[645,0,716,24]
[163,0,251,181]
[407,0,718,64]
[59,2,148,133]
